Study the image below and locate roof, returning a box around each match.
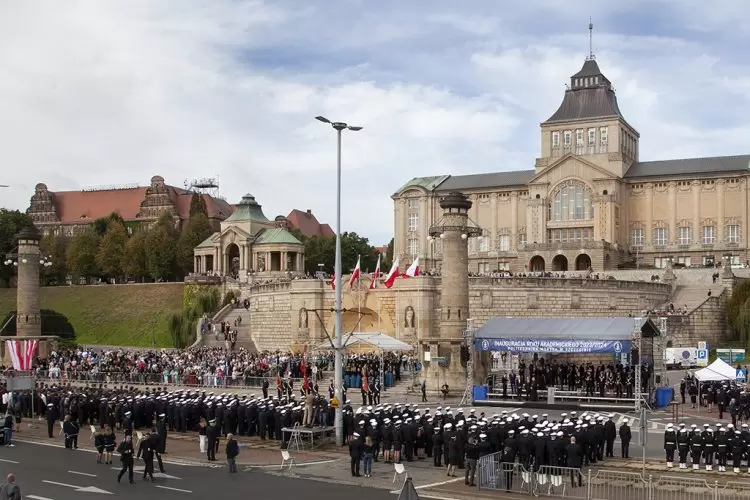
[572,59,605,78]
[254,227,303,246]
[436,171,534,191]
[625,154,750,179]
[394,175,450,196]
[196,233,217,249]
[286,209,335,238]
[314,332,414,352]
[475,316,659,342]
[225,194,269,223]
[172,192,233,221]
[545,86,624,124]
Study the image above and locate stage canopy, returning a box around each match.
[694,358,737,382]
[474,316,660,354]
[314,332,414,352]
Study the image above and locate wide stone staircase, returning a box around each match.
[200,306,258,352]
[669,284,727,313]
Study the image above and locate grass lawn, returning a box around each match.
[0,283,185,347]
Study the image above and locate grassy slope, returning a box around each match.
[0,283,184,347]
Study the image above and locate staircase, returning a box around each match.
[200,307,258,352]
[669,285,726,313]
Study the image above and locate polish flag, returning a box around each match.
[383,257,400,289]
[329,273,336,290]
[6,339,38,371]
[369,254,381,289]
[348,257,361,288]
[402,257,420,278]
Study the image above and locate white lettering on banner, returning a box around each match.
[476,338,631,353]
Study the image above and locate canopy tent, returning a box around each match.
[694,358,737,382]
[474,316,660,354]
[313,332,414,352]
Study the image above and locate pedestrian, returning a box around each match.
[619,418,632,458]
[137,430,155,481]
[362,435,374,478]
[3,411,13,447]
[565,436,583,488]
[0,473,21,500]
[226,433,240,473]
[117,435,135,484]
[103,426,116,465]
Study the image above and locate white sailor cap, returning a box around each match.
[479,433,487,439]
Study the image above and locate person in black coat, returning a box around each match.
[206,419,219,461]
[619,419,632,459]
[604,415,617,458]
[149,430,165,473]
[137,431,155,481]
[117,435,135,484]
[501,430,517,492]
[447,435,459,477]
[225,433,240,473]
[349,432,363,477]
[45,403,58,438]
[565,436,583,487]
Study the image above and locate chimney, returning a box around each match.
[306,209,312,215]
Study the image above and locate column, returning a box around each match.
[668,182,677,245]
[645,184,654,245]
[717,179,725,246]
[510,193,518,250]
[743,179,748,248]
[397,199,406,258]
[239,245,245,270]
[692,181,701,244]
[214,247,219,272]
[195,256,200,273]
[282,251,287,271]
[420,196,428,259]
[490,193,498,249]
[267,252,272,271]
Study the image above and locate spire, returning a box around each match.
[587,18,595,61]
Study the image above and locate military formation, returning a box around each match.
[663,422,750,473]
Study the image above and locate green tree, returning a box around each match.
[66,230,101,279]
[384,237,394,269]
[40,233,69,284]
[189,193,208,216]
[146,212,180,280]
[122,230,148,280]
[0,209,35,287]
[93,212,125,236]
[302,232,377,275]
[303,235,335,274]
[177,212,213,274]
[96,220,128,278]
[727,280,750,343]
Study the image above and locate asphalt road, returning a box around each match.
[0,441,391,500]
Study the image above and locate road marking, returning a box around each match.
[27,496,55,500]
[247,458,341,469]
[390,477,461,492]
[42,480,112,494]
[0,459,19,464]
[156,485,193,493]
[68,470,97,477]
[109,466,182,479]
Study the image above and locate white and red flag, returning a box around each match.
[348,256,361,288]
[383,257,400,289]
[402,257,420,278]
[369,254,381,289]
[6,339,38,371]
[329,272,336,290]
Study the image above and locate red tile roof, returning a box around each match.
[286,209,335,238]
[53,187,148,223]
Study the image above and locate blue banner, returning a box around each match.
[475,338,632,354]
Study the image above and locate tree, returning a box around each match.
[303,236,335,274]
[302,232,377,275]
[727,280,750,343]
[122,230,148,280]
[66,230,101,279]
[40,233,69,285]
[96,220,128,278]
[93,212,125,236]
[146,212,180,280]
[384,237,394,269]
[177,212,213,274]
[189,193,208,217]
[0,209,34,287]
[1,309,75,342]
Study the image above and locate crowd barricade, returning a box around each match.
[476,461,750,500]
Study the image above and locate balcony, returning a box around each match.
[523,240,615,252]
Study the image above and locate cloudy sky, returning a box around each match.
[1,1,748,246]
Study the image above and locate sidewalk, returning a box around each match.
[14,419,337,467]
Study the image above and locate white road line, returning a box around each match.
[27,496,55,500]
[651,421,659,429]
[68,470,96,477]
[248,458,341,469]
[155,485,192,493]
[0,459,19,464]
[616,416,625,425]
[389,478,461,493]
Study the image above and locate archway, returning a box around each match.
[341,307,380,335]
[226,243,240,277]
[575,253,592,271]
[551,255,568,271]
[529,256,545,272]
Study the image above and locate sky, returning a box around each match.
[0,1,748,247]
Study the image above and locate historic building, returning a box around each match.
[192,194,305,278]
[392,56,750,273]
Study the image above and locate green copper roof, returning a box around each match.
[225,194,269,222]
[254,227,303,246]
[393,175,450,196]
[196,233,217,248]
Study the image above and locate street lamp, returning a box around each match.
[4,255,52,268]
[315,115,362,447]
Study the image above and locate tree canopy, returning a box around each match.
[0,209,34,287]
[302,232,381,275]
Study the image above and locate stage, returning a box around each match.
[282,425,335,450]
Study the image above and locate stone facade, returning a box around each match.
[14,228,42,337]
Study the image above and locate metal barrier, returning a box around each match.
[476,462,750,500]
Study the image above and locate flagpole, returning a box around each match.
[357,254,361,334]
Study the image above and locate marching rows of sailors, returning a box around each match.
[664,422,750,473]
[343,403,631,486]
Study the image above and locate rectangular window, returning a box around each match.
[701,225,715,245]
[498,234,510,251]
[479,234,490,252]
[407,199,418,210]
[587,128,596,146]
[676,256,691,267]
[518,233,527,247]
[477,262,489,274]
[631,228,644,247]
[563,130,572,148]
[678,226,692,245]
[552,131,560,149]
[653,227,667,246]
[575,129,584,146]
[654,257,669,269]
[727,224,740,244]
[600,127,608,144]
[408,213,418,232]
[497,262,510,271]
[408,238,419,256]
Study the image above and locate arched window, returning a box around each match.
[549,181,593,222]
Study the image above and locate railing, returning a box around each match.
[476,457,750,500]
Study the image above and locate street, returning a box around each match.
[0,441,391,500]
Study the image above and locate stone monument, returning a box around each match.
[426,192,486,395]
[14,227,43,337]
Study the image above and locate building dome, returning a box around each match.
[225,194,269,223]
[35,183,48,191]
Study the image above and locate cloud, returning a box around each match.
[0,0,747,246]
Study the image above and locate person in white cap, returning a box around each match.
[664,423,677,468]
[349,432,363,477]
[619,418,631,458]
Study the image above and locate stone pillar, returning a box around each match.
[645,184,654,245]
[239,245,245,270]
[420,196,428,260]
[717,179,725,245]
[510,193,518,250]
[490,193,498,251]
[668,181,677,245]
[15,227,42,337]
[267,252,271,272]
[281,251,287,271]
[692,180,701,244]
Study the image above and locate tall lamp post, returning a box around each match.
[315,115,362,447]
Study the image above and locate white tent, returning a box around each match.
[314,332,414,352]
[695,358,737,381]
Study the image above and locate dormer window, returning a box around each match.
[552,131,560,149]
[563,130,572,148]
